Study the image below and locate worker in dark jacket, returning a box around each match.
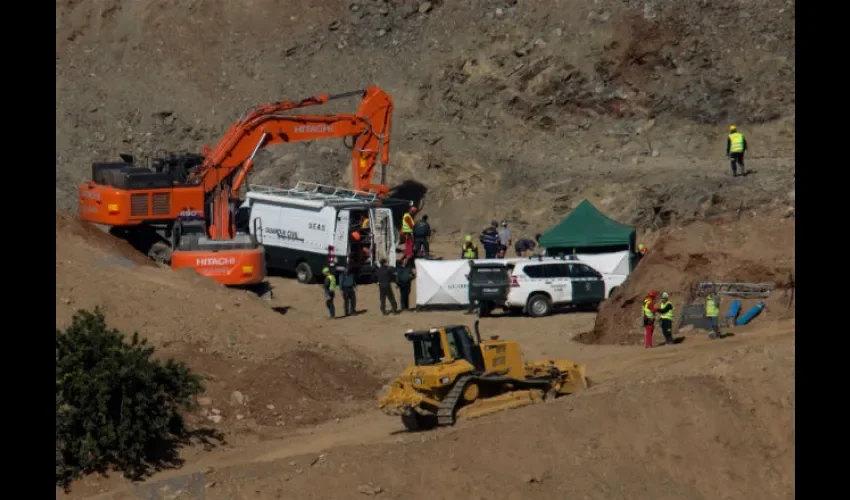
[514,237,537,257]
[338,267,358,317]
[395,256,416,311]
[413,214,432,258]
[322,267,337,319]
[479,221,501,259]
[726,125,748,177]
[657,292,675,345]
[375,259,399,315]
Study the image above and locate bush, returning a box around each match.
[56,308,204,487]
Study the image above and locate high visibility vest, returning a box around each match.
[324,275,337,292]
[463,243,478,259]
[660,302,674,320]
[402,213,414,234]
[643,298,655,319]
[705,295,719,317]
[728,133,745,153]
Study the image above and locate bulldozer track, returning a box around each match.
[436,374,555,426]
[436,375,473,426]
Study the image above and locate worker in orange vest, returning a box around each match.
[642,290,660,348]
[401,206,417,259]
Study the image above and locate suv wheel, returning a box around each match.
[527,294,552,318]
[295,262,314,284]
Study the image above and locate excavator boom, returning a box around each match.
[200,87,393,196]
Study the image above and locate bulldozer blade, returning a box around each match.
[455,389,545,422]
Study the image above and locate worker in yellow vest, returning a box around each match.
[705,293,721,339]
[642,290,659,348]
[401,206,417,259]
[726,125,748,177]
[461,234,479,259]
[657,292,675,346]
[322,267,337,319]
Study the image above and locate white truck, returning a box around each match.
[238,182,400,283]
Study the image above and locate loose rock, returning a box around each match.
[357,484,383,496]
[230,390,246,406]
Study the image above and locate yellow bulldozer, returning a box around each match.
[378,321,589,431]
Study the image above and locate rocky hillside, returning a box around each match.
[56,0,795,233]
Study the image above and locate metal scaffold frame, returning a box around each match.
[247,181,412,207]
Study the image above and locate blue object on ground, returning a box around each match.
[736,302,765,326]
[726,300,741,319]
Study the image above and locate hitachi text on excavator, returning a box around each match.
[78,87,395,286]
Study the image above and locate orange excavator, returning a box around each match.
[78,86,394,286]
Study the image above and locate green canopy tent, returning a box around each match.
[538,200,637,266]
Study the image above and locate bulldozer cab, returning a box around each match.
[404,325,485,372]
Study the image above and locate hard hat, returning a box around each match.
[729,125,737,132]
[322,267,330,274]
[351,231,361,241]
[638,244,646,251]
[465,234,473,242]
[661,292,669,299]
[648,290,658,298]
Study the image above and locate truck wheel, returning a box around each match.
[527,294,552,318]
[295,262,313,284]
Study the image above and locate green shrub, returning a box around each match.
[56,308,204,487]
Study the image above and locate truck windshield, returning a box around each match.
[410,333,445,366]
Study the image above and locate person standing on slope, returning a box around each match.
[413,214,432,258]
[726,125,748,177]
[395,256,416,312]
[705,292,721,339]
[497,220,513,258]
[479,221,502,259]
[657,292,675,346]
[401,206,417,259]
[339,266,358,317]
[375,258,399,315]
[461,234,479,259]
[322,267,337,319]
[642,290,660,348]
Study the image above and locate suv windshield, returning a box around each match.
[410,333,445,366]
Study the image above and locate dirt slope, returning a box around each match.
[586,211,795,345]
[55,0,795,233]
[73,319,794,500]
[57,213,384,436]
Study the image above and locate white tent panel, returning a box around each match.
[415,259,471,306]
[575,250,630,276]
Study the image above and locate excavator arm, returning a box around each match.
[196,86,393,240]
[198,86,393,195]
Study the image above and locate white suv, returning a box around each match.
[505,258,624,317]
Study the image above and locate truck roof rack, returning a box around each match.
[247,181,412,207]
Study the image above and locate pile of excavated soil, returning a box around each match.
[582,212,795,345]
[56,214,383,435]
